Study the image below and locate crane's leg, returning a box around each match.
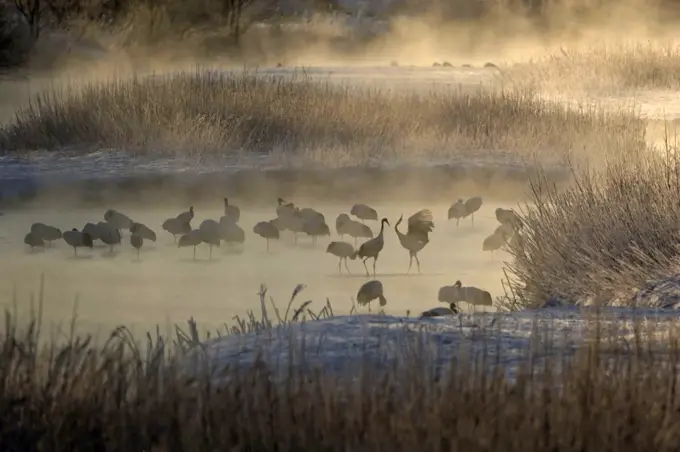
[137,248,140,260]
[338,258,342,274]
[209,245,213,260]
[415,253,421,273]
[362,258,370,276]
[471,214,475,227]
[266,239,270,253]
[74,247,77,257]
[372,256,378,276]
[294,233,298,245]
[193,246,196,260]
[456,218,460,227]
[344,257,351,275]
[173,234,177,244]
[407,252,413,274]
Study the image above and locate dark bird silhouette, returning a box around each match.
[130,233,143,259]
[178,229,203,260]
[353,218,389,276]
[253,221,280,252]
[63,229,94,256]
[30,223,62,246]
[223,198,241,223]
[394,209,434,273]
[24,232,44,250]
[326,241,356,274]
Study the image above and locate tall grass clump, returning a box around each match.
[510,42,680,94]
[506,143,680,309]
[5,298,680,450]
[0,69,646,166]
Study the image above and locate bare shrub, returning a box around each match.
[505,142,680,309]
[0,70,645,166]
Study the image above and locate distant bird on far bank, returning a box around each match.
[351,204,378,223]
[356,280,386,313]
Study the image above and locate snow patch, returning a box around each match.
[183,307,680,384]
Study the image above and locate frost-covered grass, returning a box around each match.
[0,70,645,166]
[506,142,680,310]
[4,282,680,451]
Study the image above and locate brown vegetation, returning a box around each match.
[0,70,646,166]
[509,43,680,94]
[505,139,680,309]
[3,295,680,451]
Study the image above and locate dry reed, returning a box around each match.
[505,136,680,309]
[509,41,680,93]
[0,70,646,167]
[3,284,680,451]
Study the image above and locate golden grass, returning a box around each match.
[4,285,680,451]
[0,70,646,166]
[509,42,680,94]
[504,140,680,309]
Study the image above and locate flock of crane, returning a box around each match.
[19,195,525,317]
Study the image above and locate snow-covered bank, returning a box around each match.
[184,307,680,383]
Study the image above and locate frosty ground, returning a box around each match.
[181,306,680,384]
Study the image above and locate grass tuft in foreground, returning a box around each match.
[0,70,646,166]
[4,297,680,450]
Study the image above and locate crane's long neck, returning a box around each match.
[394,218,405,239]
[378,220,386,239]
